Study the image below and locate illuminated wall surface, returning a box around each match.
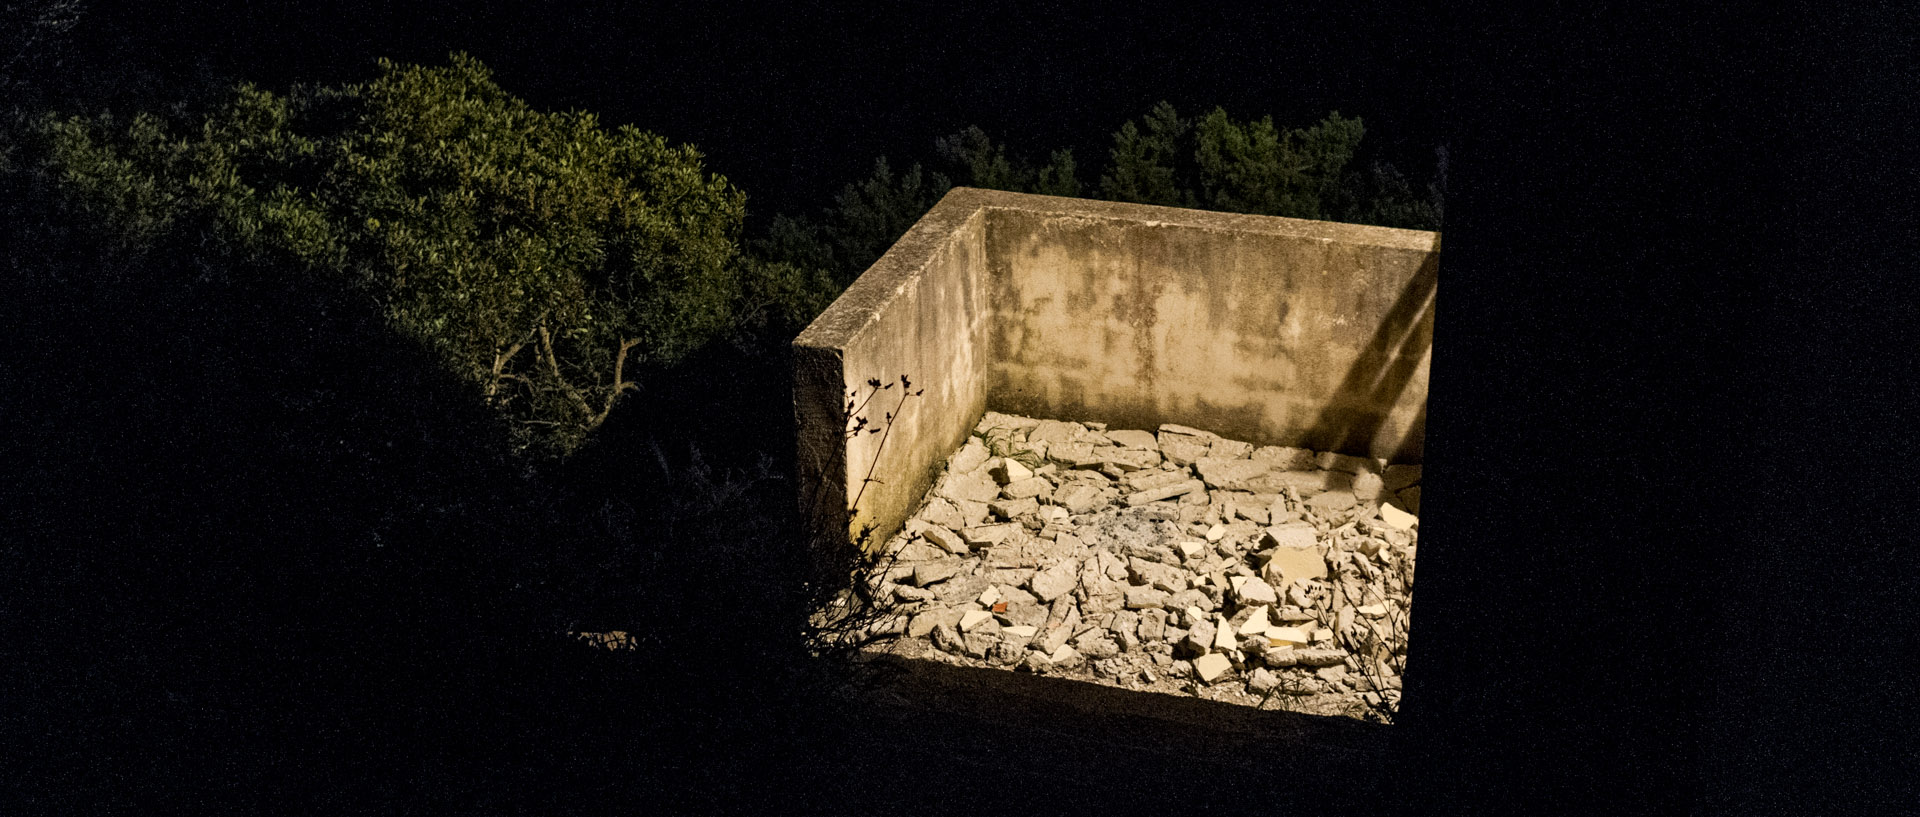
[795,187,1436,552]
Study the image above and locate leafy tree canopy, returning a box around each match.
[22,53,747,458]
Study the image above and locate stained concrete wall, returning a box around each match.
[793,196,991,557]
[795,188,1437,552]
[986,197,1436,463]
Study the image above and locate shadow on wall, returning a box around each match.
[1301,251,1437,463]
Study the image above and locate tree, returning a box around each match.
[25,53,748,459]
[1098,100,1194,208]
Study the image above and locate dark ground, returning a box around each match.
[5,2,1916,813]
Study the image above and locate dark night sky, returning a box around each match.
[68,0,1452,220]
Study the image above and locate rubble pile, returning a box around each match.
[850,412,1423,720]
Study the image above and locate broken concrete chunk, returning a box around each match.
[1124,585,1170,609]
[1238,605,1273,636]
[1126,479,1205,506]
[912,560,964,587]
[1002,624,1038,642]
[1124,469,1191,492]
[1158,423,1221,439]
[1260,522,1319,550]
[963,631,998,659]
[1248,667,1280,693]
[1397,486,1421,515]
[1001,476,1053,500]
[1097,447,1161,471]
[1047,441,1105,468]
[1357,603,1388,618]
[1267,626,1311,649]
[988,640,1026,665]
[930,623,964,653]
[920,524,970,556]
[950,438,990,475]
[1209,439,1254,460]
[1027,419,1082,447]
[952,498,990,528]
[962,523,1018,548]
[1028,559,1080,602]
[1126,557,1187,593]
[937,471,1003,504]
[1212,614,1238,651]
[1351,471,1386,501]
[1050,483,1105,513]
[1074,630,1120,660]
[988,496,1040,520]
[1047,644,1083,668]
[1183,618,1217,656]
[991,458,1034,485]
[958,609,996,631]
[1138,608,1168,641]
[1192,653,1233,682]
[1383,464,1422,492]
[1381,502,1419,530]
[1104,429,1159,450]
[1177,541,1206,561]
[1232,576,1279,607]
[1157,435,1213,467]
[977,585,1002,607]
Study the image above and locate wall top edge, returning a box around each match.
[965,187,1442,253]
[791,187,1440,352]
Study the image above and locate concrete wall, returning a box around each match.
[793,196,991,557]
[795,188,1437,552]
[985,196,1436,462]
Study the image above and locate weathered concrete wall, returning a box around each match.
[795,188,1437,552]
[793,193,992,555]
[985,195,1436,462]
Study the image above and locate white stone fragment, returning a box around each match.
[1192,653,1232,682]
[1159,423,1221,439]
[958,610,995,631]
[1268,626,1311,648]
[1238,606,1273,636]
[1177,541,1206,561]
[920,524,970,555]
[1357,603,1388,618]
[992,457,1034,485]
[1233,576,1279,606]
[1212,614,1237,651]
[1206,523,1227,542]
[1381,502,1418,530]
[977,585,1002,607]
[1002,625,1037,640]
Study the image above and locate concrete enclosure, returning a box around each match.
[795,188,1437,552]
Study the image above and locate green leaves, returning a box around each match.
[21,52,748,460]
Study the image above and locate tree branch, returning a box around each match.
[537,323,595,419]
[582,337,642,433]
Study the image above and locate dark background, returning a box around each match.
[6,1,1915,813]
[63,0,1452,224]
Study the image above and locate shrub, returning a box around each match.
[23,53,748,458]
